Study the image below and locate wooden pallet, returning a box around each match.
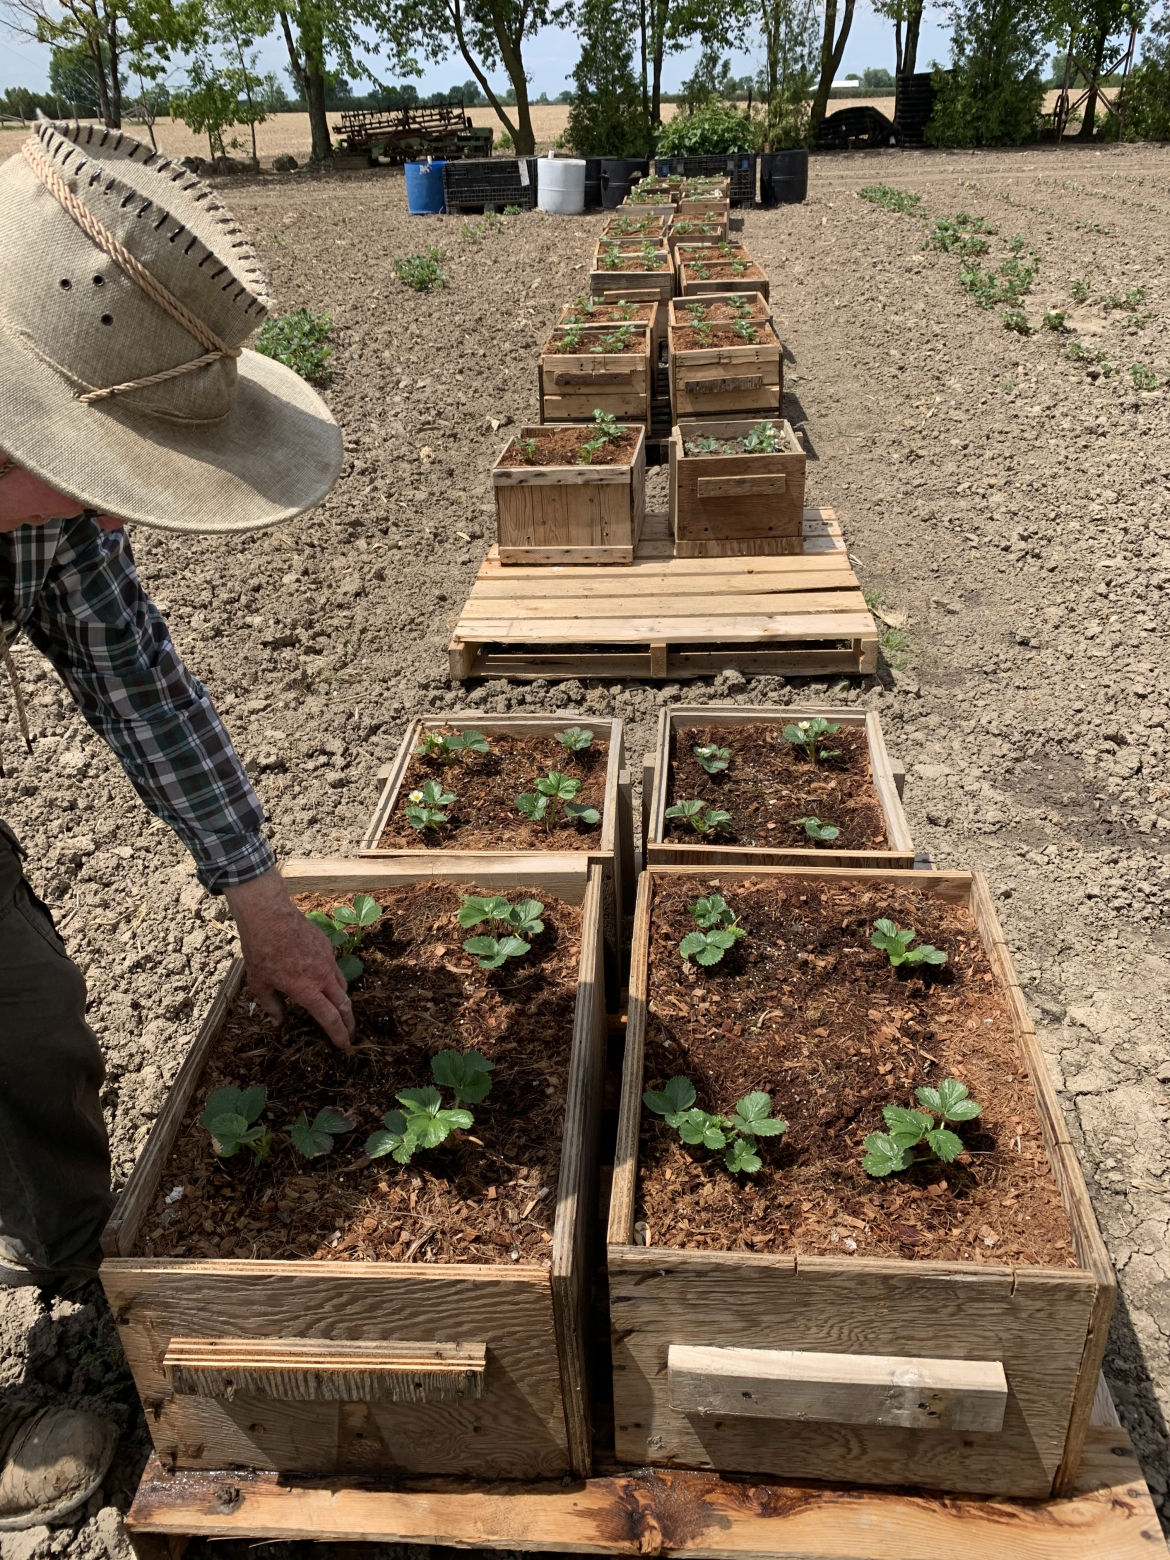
[123,1393,1163,1560]
[448,508,877,683]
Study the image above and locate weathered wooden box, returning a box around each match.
[590,244,674,303]
[676,197,731,219]
[491,424,647,565]
[668,320,782,419]
[608,864,1115,1498]
[539,323,652,436]
[667,218,729,252]
[679,258,769,301]
[668,417,804,557]
[602,215,669,242]
[669,294,773,330]
[645,704,914,869]
[360,713,632,919]
[101,855,608,1482]
[558,297,663,364]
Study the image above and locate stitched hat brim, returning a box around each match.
[0,336,343,534]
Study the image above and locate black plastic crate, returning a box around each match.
[443,157,539,210]
[653,153,757,205]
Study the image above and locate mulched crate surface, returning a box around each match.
[638,877,1075,1266]
[543,329,650,356]
[672,325,776,351]
[560,303,656,326]
[686,264,767,281]
[596,255,670,272]
[681,431,786,456]
[378,728,609,849]
[666,724,887,851]
[142,882,582,1266]
[673,299,772,324]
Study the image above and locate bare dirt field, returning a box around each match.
[2,141,1170,1553]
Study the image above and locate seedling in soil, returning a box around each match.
[692,260,711,279]
[393,248,447,291]
[782,716,841,763]
[200,1085,272,1162]
[731,318,758,342]
[306,893,382,980]
[862,1078,983,1176]
[643,1076,786,1173]
[686,435,732,455]
[858,184,922,215]
[459,894,544,968]
[664,799,731,836]
[680,894,746,965]
[1002,308,1031,334]
[514,436,538,463]
[795,816,839,841]
[1131,362,1162,390]
[516,771,600,830]
[1070,278,1092,302]
[557,726,594,756]
[288,1107,355,1159]
[742,420,781,454]
[693,742,730,775]
[1042,308,1067,331]
[413,729,489,764]
[578,408,624,465]
[870,918,947,969]
[502,204,522,215]
[405,779,456,834]
[695,321,715,346]
[255,308,333,385]
[366,1049,494,1165]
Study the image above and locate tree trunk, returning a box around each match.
[903,0,923,75]
[304,65,332,161]
[809,0,856,137]
[103,8,122,127]
[650,0,666,124]
[1077,27,1107,139]
[496,29,535,152]
[89,36,114,127]
[638,0,649,123]
[895,15,903,77]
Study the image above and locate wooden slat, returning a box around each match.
[469,566,850,601]
[666,1344,1008,1433]
[459,591,866,622]
[456,612,876,643]
[163,1336,487,1404]
[696,475,787,498]
[281,854,592,900]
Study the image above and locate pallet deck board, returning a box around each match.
[449,509,878,682]
[124,1419,1163,1560]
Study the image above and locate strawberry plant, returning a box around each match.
[458,894,544,969]
[742,420,780,453]
[557,726,594,756]
[514,436,538,463]
[578,408,624,465]
[783,716,841,763]
[679,894,745,965]
[287,1108,355,1159]
[693,742,730,775]
[405,779,456,833]
[516,771,600,830]
[665,799,731,836]
[795,816,839,841]
[643,1076,786,1173]
[366,1048,495,1165]
[305,893,382,980]
[200,1085,271,1162]
[870,919,947,969]
[862,1078,983,1176]
[413,729,489,764]
[731,318,758,342]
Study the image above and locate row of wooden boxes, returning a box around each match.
[100,705,1115,1506]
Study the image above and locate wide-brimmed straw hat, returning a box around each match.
[0,121,342,533]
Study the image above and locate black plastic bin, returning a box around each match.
[600,156,650,209]
[760,148,808,205]
[895,73,939,147]
[442,157,539,211]
[654,153,757,205]
[583,156,603,210]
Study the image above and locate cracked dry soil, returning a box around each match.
[2,143,1170,1558]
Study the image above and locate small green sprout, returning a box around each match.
[664,799,731,836]
[413,729,490,764]
[255,307,332,384]
[693,742,730,775]
[287,1107,355,1159]
[502,204,522,215]
[795,816,839,841]
[515,436,538,463]
[393,248,447,291]
[365,1049,493,1165]
[405,779,456,833]
[578,408,624,464]
[1131,362,1161,390]
[643,1076,786,1174]
[680,894,745,965]
[870,918,947,969]
[1042,308,1067,331]
[557,726,594,756]
[459,894,544,969]
[200,1085,271,1162]
[742,420,780,454]
[1070,278,1092,302]
[783,716,841,763]
[731,318,758,342]
[516,771,600,830]
[862,1079,983,1176]
[1001,308,1031,335]
[687,436,725,455]
[306,893,381,980]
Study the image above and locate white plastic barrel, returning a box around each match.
[537,153,586,215]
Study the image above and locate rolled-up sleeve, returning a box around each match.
[10,515,274,893]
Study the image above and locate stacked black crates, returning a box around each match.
[443,157,540,212]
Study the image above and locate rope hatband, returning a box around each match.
[22,137,241,405]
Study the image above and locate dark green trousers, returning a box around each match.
[0,821,113,1279]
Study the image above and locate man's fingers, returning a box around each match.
[297,984,353,1050]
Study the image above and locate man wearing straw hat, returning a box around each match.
[0,120,351,1526]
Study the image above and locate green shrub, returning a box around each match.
[925,0,1047,148]
[393,247,448,291]
[655,101,754,155]
[255,307,333,384]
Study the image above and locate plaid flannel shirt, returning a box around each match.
[1,514,274,893]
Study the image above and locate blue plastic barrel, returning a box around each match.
[405,159,446,214]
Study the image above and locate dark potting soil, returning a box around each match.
[142,883,582,1266]
[686,263,766,281]
[543,328,650,357]
[595,255,670,272]
[672,325,776,351]
[497,427,640,468]
[560,302,656,327]
[665,724,887,851]
[682,431,788,458]
[637,877,1076,1265]
[677,245,749,263]
[673,298,771,324]
[377,729,608,850]
[670,224,724,238]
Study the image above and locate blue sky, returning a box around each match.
[1,0,954,99]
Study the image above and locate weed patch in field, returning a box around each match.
[255,307,333,384]
[859,184,922,214]
[394,247,448,291]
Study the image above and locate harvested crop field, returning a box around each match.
[3,142,1170,1545]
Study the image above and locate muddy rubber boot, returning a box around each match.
[0,1407,117,1530]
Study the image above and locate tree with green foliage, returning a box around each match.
[1125,1,1170,135]
[655,96,755,149]
[48,39,106,112]
[171,53,243,157]
[808,0,859,138]
[1050,0,1145,138]
[873,0,924,75]
[566,0,651,152]
[277,0,385,163]
[756,0,817,145]
[925,0,1048,144]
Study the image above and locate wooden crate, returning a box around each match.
[616,198,676,217]
[492,424,647,564]
[667,219,729,252]
[668,417,804,556]
[448,509,879,682]
[100,855,609,1483]
[676,196,731,218]
[359,713,633,919]
[558,298,663,365]
[669,294,774,330]
[539,324,652,437]
[668,323,782,420]
[646,705,914,869]
[590,247,674,303]
[608,864,1116,1499]
[602,215,668,241]
[679,261,769,301]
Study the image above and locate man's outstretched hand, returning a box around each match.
[224,867,355,1050]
